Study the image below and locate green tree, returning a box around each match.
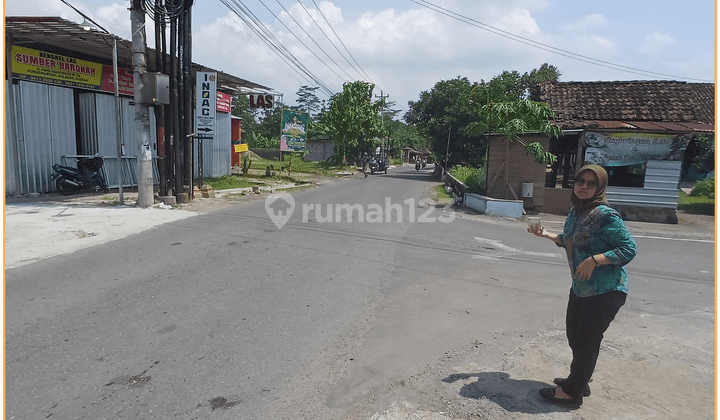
[485,63,561,101]
[692,135,715,174]
[405,76,485,166]
[526,63,561,101]
[255,107,282,145]
[316,81,385,164]
[295,85,321,118]
[465,100,561,164]
[386,119,429,157]
[231,95,258,137]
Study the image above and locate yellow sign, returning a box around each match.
[12,46,103,88]
[234,144,249,153]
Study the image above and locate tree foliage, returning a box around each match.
[231,95,258,137]
[692,135,715,174]
[405,65,562,166]
[316,81,386,163]
[295,85,321,117]
[466,100,561,164]
[404,76,485,166]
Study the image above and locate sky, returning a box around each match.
[4,0,716,117]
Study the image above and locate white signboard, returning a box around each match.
[584,132,690,166]
[195,72,217,136]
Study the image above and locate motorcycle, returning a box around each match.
[51,155,110,195]
[375,153,389,174]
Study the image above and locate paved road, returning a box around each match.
[5,165,715,419]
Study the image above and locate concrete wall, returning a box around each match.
[465,193,524,218]
[306,139,333,162]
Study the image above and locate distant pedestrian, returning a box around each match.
[528,165,637,407]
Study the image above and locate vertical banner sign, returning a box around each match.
[195,72,217,136]
[280,110,308,151]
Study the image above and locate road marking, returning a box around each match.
[632,235,714,244]
[474,237,563,259]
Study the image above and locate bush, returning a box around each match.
[690,177,715,198]
[449,165,485,194]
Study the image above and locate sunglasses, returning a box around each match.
[575,177,598,188]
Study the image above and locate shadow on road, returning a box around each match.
[443,371,575,414]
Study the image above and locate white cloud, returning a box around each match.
[637,31,676,57]
[561,14,607,32]
[96,3,131,39]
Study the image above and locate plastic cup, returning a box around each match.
[526,216,541,229]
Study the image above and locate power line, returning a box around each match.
[296,0,368,82]
[217,0,336,96]
[310,0,374,83]
[271,0,354,82]
[410,0,713,83]
[211,0,310,88]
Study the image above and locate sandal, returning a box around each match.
[539,387,583,407]
[553,377,591,396]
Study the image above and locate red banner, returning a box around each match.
[100,65,134,96]
[217,92,231,113]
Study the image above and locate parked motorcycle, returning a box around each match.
[51,155,110,195]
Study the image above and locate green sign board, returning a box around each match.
[280,110,308,151]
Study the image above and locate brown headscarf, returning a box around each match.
[571,165,609,211]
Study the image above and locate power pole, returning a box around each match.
[131,0,154,207]
[375,90,389,153]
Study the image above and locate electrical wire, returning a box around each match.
[256,0,346,84]
[143,0,194,22]
[274,0,355,82]
[409,0,712,83]
[210,0,310,90]
[296,0,367,82]
[309,0,374,83]
[218,0,336,96]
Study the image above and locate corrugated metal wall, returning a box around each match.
[12,81,77,194]
[195,111,231,178]
[77,92,158,188]
[606,160,681,209]
[6,80,161,195]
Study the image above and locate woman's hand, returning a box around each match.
[574,258,596,281]
[527,224,547,237]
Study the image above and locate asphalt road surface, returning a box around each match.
[5,165,715,419]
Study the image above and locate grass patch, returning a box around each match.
[243,156,354,176]
[204,175,258,190]
[678,191,715,215]
[434,184,453,203]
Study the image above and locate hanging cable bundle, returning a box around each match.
[143,0,194,23]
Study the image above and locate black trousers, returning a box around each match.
[561,289,626,399]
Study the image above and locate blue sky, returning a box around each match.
[5,0,716,115]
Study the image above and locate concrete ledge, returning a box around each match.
[465,193,524,218]
[612,204,679,224]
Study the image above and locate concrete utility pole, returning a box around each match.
[375,90,389,153]
[131,0,154,207]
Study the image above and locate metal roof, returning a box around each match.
[5,16,273,95]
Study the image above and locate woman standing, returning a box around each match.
[528,165,637,407]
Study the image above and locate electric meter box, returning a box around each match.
[140,73,170,105]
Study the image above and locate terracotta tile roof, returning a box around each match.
[540,81,715,131]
